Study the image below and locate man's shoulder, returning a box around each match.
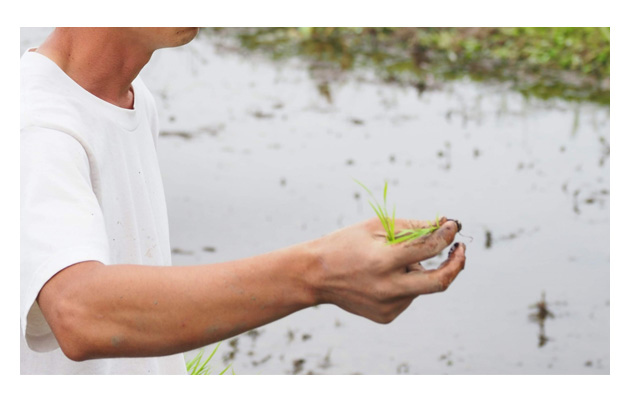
[21,51,86,131]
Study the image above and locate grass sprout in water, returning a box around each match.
[187,342,234,375]
[354,179,441,244]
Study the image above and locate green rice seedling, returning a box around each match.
[186,342,234,375]
[354,179,441,244]
[387,213,441,244]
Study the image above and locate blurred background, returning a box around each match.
[21,27,610,374]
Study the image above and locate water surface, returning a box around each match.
[21,28,609,374]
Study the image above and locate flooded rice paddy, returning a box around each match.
[21,28,609,374]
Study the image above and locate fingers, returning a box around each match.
[395,216,448,231]
[400,242,466,296]
[394,218,460,265]
[405,262,426,273]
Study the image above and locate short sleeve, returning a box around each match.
[20,127,111,352]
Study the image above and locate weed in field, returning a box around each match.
[186,342,234,375]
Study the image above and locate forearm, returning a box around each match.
[39,243,319,361]
[39,217,466,362]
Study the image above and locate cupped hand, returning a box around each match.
[309,216,466,323]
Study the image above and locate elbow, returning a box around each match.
[47,296,93,362]
[62,345,89,363]
[37,261,105,362]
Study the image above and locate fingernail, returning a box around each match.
[447,219,462,232]
[448,242,460,256]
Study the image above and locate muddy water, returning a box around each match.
[21,29,609,374]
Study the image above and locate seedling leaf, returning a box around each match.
[354,179,441,245]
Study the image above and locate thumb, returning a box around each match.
[401,242,467,296]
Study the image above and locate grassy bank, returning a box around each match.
[205,27,610,105]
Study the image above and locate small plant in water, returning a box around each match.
[354,179,441,244]
[186,342,234,375]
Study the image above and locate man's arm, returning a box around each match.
[38,218,465,362]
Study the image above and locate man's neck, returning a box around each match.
[35,28,154,109]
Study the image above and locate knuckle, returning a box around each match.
[371,278,392,298]
[375,310,397,324]
[365,217,383,230]
[372,283,391,302]
[438,274,455,292]
[408,220,424,230]
[431,277,447,292]
[438,221,457,237]
[382,315,396,324]
[372,280,405,303]
[374,300,409,324]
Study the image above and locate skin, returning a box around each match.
[35,28,200,109]
[33,28,467,362]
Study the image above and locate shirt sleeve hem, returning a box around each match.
[21,245,110,353]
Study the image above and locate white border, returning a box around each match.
[4,1,624,398]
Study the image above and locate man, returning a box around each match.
[20,27,466,374]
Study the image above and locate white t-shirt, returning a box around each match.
[20,49,186,374]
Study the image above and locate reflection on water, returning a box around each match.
[529,292,555,348]
[20,28,610,375]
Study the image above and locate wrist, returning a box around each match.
[290,240,325,308]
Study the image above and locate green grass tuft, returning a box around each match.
[186,342,234,375]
